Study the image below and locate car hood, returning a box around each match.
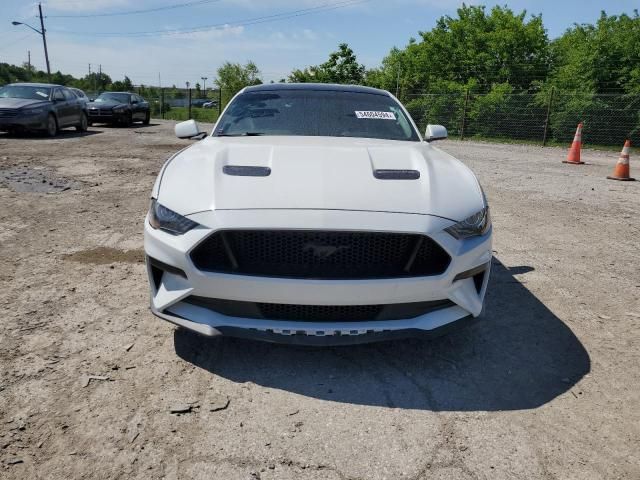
[157,136,484,221]
[0,98,50,109]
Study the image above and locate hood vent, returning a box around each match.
[373,169,420,180]
[223,165,271,177]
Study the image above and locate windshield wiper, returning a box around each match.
[215,132,265,137]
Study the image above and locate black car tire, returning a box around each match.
[76,112,88,132]
[124,112,133,127]
[46,114,58,137]
[143,111,150,125]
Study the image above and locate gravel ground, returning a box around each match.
[0,121,638,479]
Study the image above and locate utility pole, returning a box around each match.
[28,50,31,71]
[38,2,51,80]
[11,3,50,80]
[88,64,93,94]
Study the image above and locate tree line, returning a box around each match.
[256,5,639,98]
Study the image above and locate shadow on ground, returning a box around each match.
[0,129,101,140]
[174,258,590,411]
[92,122,161,129]
[0,123,161,140]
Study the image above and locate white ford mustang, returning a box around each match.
[144,83,492,345]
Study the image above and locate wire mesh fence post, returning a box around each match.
[188,88,192,120]
[542,86,555,146]
[218,88,222,118]
[460,89,470,140]
[161,88,165,119]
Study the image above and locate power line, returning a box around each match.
[0,32,37,53]
[47,0,369,37]
[46,0,223,18]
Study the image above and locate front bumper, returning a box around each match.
[87,109,126,123]
[144,209,492,345]
[0,113,48,131]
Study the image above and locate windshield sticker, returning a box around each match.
[355,111,396,120]
[36,91,48,98]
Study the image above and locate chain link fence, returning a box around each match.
[405,90,640,147]
[78,84,639,146]
[142,87,223,124]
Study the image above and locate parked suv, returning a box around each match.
[0,83,88,137]
[86,92,150,126]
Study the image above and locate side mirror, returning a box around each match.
[424,124,448,142]
[175,119,206,139]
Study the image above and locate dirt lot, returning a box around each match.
[1,121,638,480]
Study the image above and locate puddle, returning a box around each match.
[0,166,83,193]
[63,247,144,265]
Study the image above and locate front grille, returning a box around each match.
[0,108,18,118]
[183,296,455,322]
[190,230,451,279]
[88,108,113,117]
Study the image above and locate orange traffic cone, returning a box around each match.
[563,123,584,164]
[607,140,635,181]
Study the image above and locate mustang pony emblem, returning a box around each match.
[303,243,351,259]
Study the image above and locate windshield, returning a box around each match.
[214,89,420,141]
[0,85,51,101]
[95,93,130,104]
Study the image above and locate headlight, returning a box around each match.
[148,199,199,235]
[445,206,491,239]
[21,107,45,116]
[113,106,126,113]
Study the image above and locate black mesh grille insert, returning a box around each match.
[190,230,451,279]
[259,303,382,322]
[183,296,455,322]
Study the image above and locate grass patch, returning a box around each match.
[154,107,219,124]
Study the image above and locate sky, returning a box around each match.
[0,0,637,87]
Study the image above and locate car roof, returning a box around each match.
[9,82,61,88]
[243,83,391,96]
